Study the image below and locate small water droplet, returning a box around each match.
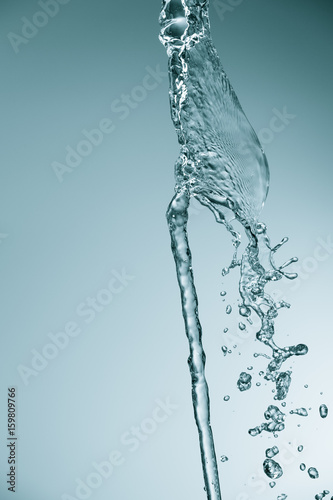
[223,327,229,333]
[220,291,227,296]
[223,395,230,401]
[220,455,228,462]
[300,463,306,471]
[277,495,288,500]
[266,446,279,458]
[290,408,308,417]
[226,305,232,314]
[263,458,283,479]
[239,305,251,317]
[269,481,276,488]
[319,404,328,418]
[304,384,308,388]
[237,372,252,392]
[239,322,246,330]
[308,467,319,479]
[298,445,303,452]
[221,345,228,356]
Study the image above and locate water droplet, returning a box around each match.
[220,291,227,296]
[304,384,309,388]
[277,495,288,500]
[223,395,230,401]
[256,382,261,386]
[259,371,264,376]
[226,305,232,314]
[315,491,330,500]
[281,402,286,407]
[247,366,253,370]
[265,446,279,459]
[319,404,328,418]
[263,458,283,479]
[221,345,228,356]
[300,463,306,471]
[308,467,319,479]
[223,327,229,333]
[298,445,303,452]
[239,322,246,330]
[290,408,308,417]
[237,372,252,392]
[239,305,251,317]
[220,455,228,462]
[275,371,292,401]
[269,481,276,488]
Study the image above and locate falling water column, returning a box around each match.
[167,190,222,500]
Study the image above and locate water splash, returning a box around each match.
[248,405,285,436]
[160,0,307,498]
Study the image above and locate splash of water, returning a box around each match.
[160,0,308,498]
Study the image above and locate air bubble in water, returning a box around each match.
[263,458,283,479]
[319,404,328,418]
[308,467,319,479]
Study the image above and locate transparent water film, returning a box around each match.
[159,0,308,498]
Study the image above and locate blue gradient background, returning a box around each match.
[0,1,332,499]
